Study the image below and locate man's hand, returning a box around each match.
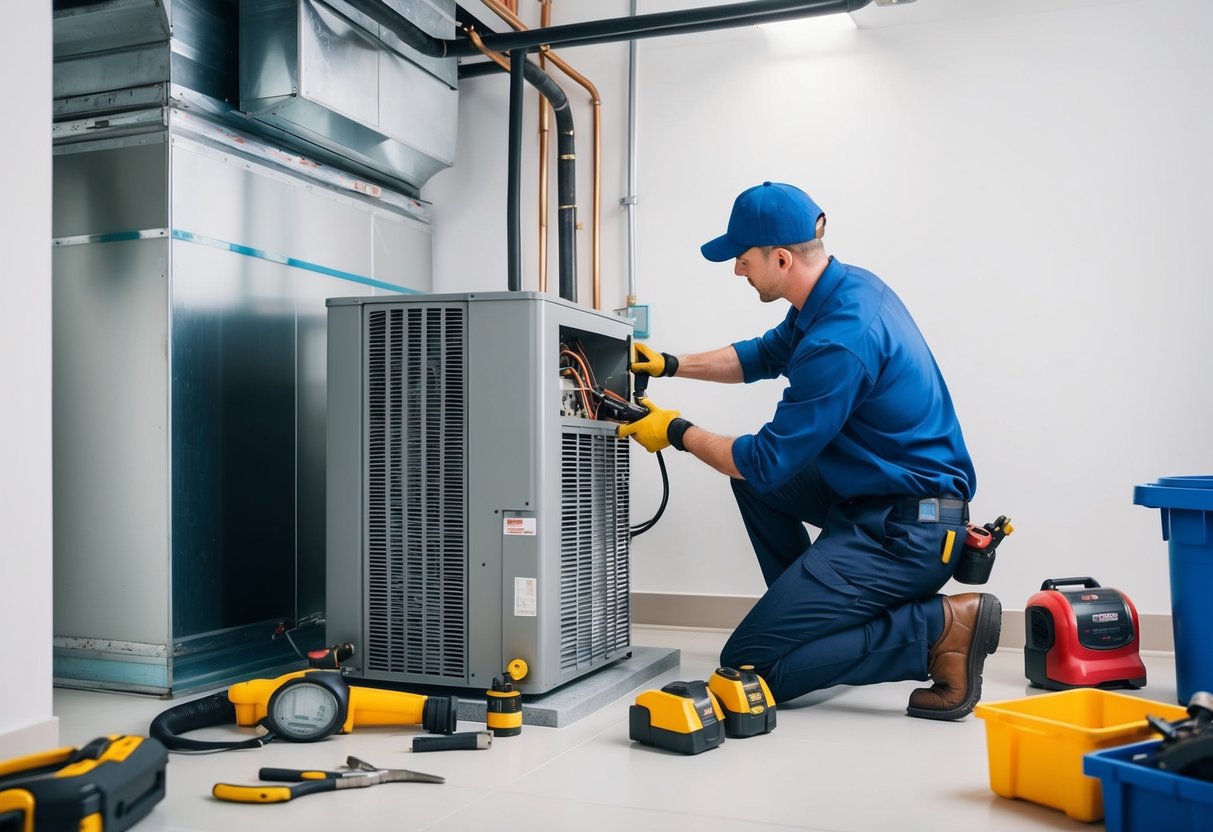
[618,397,680,453]
[632,342,679,378]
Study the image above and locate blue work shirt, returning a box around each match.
[730,257,976,501]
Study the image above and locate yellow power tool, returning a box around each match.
[0,735,167,832]
[707,666,777,738]
[629,679,726,755]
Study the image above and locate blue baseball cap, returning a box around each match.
[700,181,824,262]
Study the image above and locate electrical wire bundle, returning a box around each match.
[558,338,669,537]
[559,340,598,419]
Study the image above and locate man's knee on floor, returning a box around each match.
[720,637,775,680]
[716,652,804,705]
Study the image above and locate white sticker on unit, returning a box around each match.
[514,577,537,617]
[503,516,537,536]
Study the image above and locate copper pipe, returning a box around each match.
[464,26,511,72]
[482,0,603,308]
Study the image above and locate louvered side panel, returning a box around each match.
[559,431,631,672]
[365,305,467,680]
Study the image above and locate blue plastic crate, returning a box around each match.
[1083,740,1213,832]
[1134,475,1213,703]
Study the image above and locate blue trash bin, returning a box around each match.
[1134,476,1213,704]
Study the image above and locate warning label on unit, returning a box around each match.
[503,516,537,536]
[514,577,537,617]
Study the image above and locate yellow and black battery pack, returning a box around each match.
[0,735,167,832]
[707,665,777,738]
[629,680,725,755]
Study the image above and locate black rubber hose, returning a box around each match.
[630,450,670,537]
[149,691,263,752]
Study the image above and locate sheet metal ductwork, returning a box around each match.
[50,0,437,694]
[240,0,459,192]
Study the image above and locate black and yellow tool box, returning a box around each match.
[0,735,167,832]
[707,666,777,738]
[629,680,726,755]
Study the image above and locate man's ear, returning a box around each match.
[776,247,792,269]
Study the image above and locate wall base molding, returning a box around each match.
[0,716,59,758]
[632,592,1174,653]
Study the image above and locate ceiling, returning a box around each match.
[850,0,1136,29]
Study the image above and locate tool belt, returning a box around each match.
[0,736,167,832]
[888,496,969,525]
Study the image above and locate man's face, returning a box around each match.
[734,247,782,303]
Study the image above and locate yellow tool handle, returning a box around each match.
[213,779,336,803]
[213,784,294,803]
[227,671,309,725]
[0,747,74,779]
[345,686,427,729]
[0,788,34,832]
[258,768,336,782]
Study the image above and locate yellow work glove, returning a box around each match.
[617,398,694,453]
[631,342,679,378]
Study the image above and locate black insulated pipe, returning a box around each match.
[457,61,505,79]
[555,97,577,303]
[453,0,874,56]
[507,49,525,292]
[350,0,873,60]
[459,53,579,301]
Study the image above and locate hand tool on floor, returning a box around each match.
[0,735,167,832]
[1024,577,1146,691]
[212,755,443,804]
[629,679,726,755]
[707,666,777,738]
[411,731,493,752]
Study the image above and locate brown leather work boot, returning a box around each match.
[906,593,1002,721]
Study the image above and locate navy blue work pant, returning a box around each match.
[719,465,963,703]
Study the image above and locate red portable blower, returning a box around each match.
[1024,577,1146,691]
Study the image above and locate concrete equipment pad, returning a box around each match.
[411,645,681,728]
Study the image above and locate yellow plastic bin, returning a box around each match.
[973,689,1188,821]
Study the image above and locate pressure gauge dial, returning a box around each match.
[263,673,350,742]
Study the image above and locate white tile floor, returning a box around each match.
[51,625,1182,832]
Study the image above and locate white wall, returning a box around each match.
[436,0,1213,616]
[0,5,56,752]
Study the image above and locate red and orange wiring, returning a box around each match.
[560,341,598,419]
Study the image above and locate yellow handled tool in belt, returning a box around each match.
[212,755,442,804]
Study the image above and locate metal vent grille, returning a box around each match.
[365,306,467,679]
[1027,606,1054,650]
[559,431,631,672]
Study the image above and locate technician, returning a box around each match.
[622,181,1001,720]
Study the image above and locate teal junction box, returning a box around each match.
[1133,476,1213,703]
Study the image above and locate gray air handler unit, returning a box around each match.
[326,292,635,695]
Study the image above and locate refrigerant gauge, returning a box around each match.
[263,673,350,741]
